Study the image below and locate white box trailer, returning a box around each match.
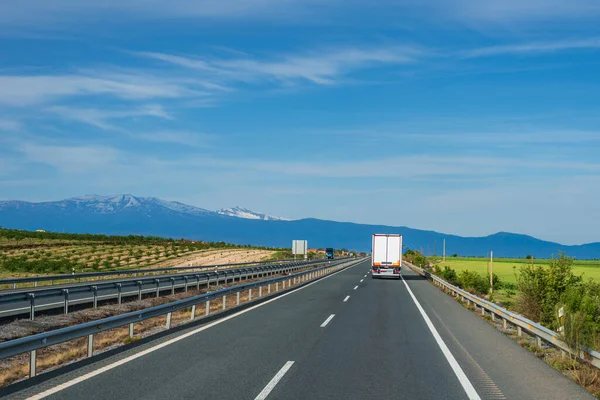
[371,234,402,279]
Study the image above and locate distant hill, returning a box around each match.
[1,194,599,259]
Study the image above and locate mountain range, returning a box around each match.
[1,194,599,259]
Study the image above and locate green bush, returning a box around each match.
[439,266,458,284]
[516,252,583,328]
[458,270,490,295]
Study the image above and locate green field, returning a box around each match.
[435,257,600,284]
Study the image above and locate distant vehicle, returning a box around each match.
[371,234,402,279]
[325,248,334,259]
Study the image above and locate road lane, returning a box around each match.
[272,270,470,400]
[400,266,594,400]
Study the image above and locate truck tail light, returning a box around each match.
[394,269,400,274]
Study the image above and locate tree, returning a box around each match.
[525,254,532,260]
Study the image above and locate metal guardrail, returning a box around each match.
[0,257,365,379]
[0,259,339,320]
[0,258,304,290]
[405,261,600,369]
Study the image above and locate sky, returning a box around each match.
[1,0,600,245]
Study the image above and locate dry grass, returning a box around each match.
[0,262,334,387]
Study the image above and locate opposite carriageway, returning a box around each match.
[0,258,348,319]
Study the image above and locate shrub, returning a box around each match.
[439,266,458,284]
[458,270,489,295]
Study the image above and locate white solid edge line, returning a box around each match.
[343,295,350,302]
[26,261,367,400]
[320,314,335,327]
[253,361,294,400]
[400,275,481,400]
[353,285,358,290]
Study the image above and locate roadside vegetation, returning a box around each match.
[409,251,600,396]
[0,228,280,276]
[427,252,600,352]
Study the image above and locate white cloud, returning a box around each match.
[46,104,172,130]
[136,46,422,85]
[132,131,214,147]
[0,73,200,107]
[19,143,120,172]
[1,0,599,32]
[0,119,21,131]
[465,38,600,57]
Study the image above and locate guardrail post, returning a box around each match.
[268,284,271,294]
[288,279,291,287]
[30,350,37,378]
[170,278,175,295]
[491,313,495,322]
[259,286,262,297]
[184,277,189,293]
[155,279,160,297]
[536,336,542,348]
[13,283,16,289]
[222,295,226,310]
[117,283,122,305]
[196,275,200,291]
[206,300,210,316]
[92,286,98,308]
[236,292,240,305]
[276,282,279,291]
[166,312,172,329]
[249,289,253,301]
[191,305,196,320]
[28,293,35,321]
[87,334,94,357]
[129,323,134,338]
[481,307,485,316]
[503,318,507,330]
[34,281,37,287]
[283,280,286,289]
[517,326,522,337]
[137,281,143,301]
[62,289,69,314]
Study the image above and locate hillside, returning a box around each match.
[1,195,600,258]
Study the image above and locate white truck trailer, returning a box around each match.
[371,234,402,279]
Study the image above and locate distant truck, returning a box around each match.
[371,234,402,279]
[325,248,335,259]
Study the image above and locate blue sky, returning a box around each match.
[1,0,600,245]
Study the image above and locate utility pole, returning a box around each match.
[489,251,494,295]
[443,239,446,262]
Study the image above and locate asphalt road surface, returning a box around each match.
[3,259,594,400]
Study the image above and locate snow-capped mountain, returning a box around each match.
[1,194,215,217]
[0,195,286,220]
[216,206,291,221]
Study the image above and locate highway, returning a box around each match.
[2,259,594,399]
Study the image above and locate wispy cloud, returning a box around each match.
[2,0,599,30]
[19,143,120,172]
[0,72,202,107]
[131,131,214,147]
[135,45,422,85]
[465,38,600,57]
[46,104,172,130]
[0,119,21,131]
